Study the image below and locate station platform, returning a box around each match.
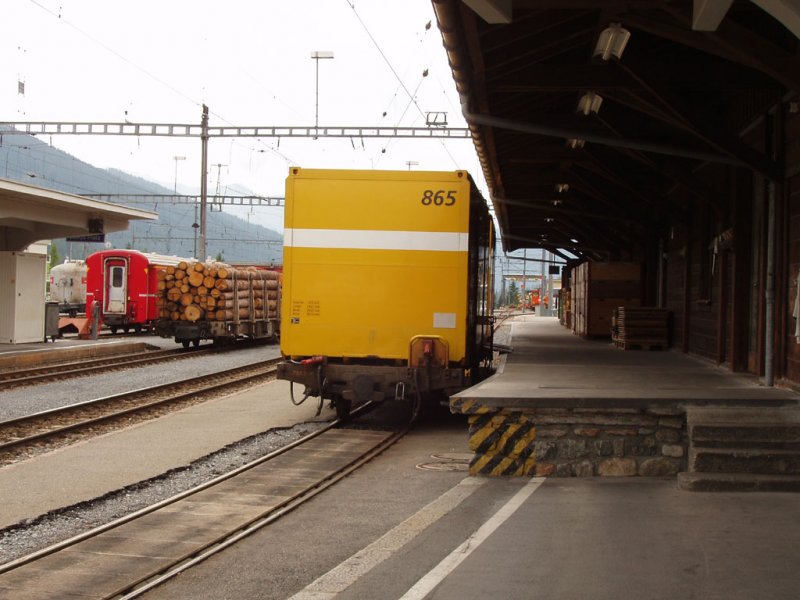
[0,334,181,369]
[456,315,799,409]
[451,316,800,478]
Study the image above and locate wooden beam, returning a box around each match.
[624,8,800,94]
[489,64,631,91]
[617,59,783,180]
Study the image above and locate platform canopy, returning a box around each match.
[433,0,800,258]
[0,177,157,251]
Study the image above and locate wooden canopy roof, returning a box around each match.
[433,0,800,258]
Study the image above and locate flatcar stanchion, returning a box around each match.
[90,303,100,340]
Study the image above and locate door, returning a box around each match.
[105,259,127,314]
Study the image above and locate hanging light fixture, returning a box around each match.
[566,138,586,149]
[594,22,631,61]
[555,183,570,194]
[577,92,603,116]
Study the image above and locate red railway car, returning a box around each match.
[85,250,183,334]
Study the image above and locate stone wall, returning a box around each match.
[464,405,687,477]
[531,408,686,477]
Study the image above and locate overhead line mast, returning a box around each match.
[1,108,470,259]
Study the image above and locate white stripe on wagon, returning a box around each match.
[284,228,469,252]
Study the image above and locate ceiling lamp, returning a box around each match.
[594,22,630,61]
[566,138,586,149]
[544,217,555,223]
[551,199,562,206]
[555,183,570,193]
[577,92,603,116]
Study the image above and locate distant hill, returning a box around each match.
[0,127,282,264]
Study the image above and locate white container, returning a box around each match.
[49,259,87,307]
[0,251,47,343]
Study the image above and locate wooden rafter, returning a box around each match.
[617,59,783,179]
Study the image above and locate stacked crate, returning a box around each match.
[612,307,670,350]
[571,262,641,338]
[559,288,571,329]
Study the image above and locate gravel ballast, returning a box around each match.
[0,338,329,565]
[0,419,328,565]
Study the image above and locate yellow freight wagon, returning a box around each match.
[277,168,494,419]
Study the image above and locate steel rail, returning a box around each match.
[120,426,406,599]
[0,405,405,600]
[0,346,215,387]
[0,359,282,456]
[0,410,346,576]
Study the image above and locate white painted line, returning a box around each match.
[399,477,545,600]
[288,477,486,600]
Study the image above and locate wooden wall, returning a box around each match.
[784,104,800,382]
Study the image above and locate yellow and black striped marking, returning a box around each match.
[450,397,495,416]
[467,411,537,476]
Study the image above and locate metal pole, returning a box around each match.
[310,51,333,139]
[657,236,665,308]
[522,249,527,314]
[314,58,320,131]
[173,155,185,193]
[765,178,776,386]
[199,105,209,261]
[193,203,198,258]
[543,249,548,316]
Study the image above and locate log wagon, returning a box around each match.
[153,260,280,347]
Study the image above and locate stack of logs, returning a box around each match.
[157,261,280,323]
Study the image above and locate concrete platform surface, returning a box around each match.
[0,380,333,529]
[454,316,800,409]
[145,424,800,600]
[0,333,182,368]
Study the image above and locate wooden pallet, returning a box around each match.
[612,307,669,350]
[614,338,667,351]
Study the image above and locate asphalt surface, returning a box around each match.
[142,412,800,600]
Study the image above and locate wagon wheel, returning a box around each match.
[192,339,200,348]
[110,326,118,335]
[134,324,142,335]
[181,340,190,349]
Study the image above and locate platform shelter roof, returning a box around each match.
[433,0,800,258]
[0,177,157,251]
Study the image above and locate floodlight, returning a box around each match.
[594,23,630,61]
[577,92,603,116]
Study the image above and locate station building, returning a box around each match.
[434,0,800,487]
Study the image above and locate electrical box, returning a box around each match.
[0,251,48,343]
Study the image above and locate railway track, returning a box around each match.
[0,359,282,464]
[0,415,406,599]
[0,346,219,388]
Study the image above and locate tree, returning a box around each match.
[215,251,224,262]
[48,244,61,271]
[507,280,520,306]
